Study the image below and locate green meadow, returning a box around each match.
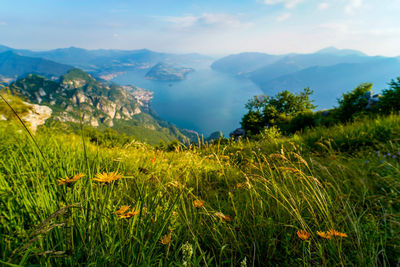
[0,113,399,266]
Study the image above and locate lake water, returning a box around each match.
[113,68,262,136]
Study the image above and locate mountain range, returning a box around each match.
[6,68,195,144]
[0,50,72,79]
[212,47,400,108]
[0,44,213,79]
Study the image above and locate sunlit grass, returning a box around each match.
[0,114,399,266]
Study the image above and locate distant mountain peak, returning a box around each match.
[316,47,367,57]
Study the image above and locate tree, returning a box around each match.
[378,77,400,114]
[241,88,316,134]
[336,83,372,121]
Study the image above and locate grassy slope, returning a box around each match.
[0,115,399,266]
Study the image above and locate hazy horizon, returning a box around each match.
[1,0,400,57]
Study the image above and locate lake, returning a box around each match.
[112,68,262,136]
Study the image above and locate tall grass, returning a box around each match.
[0,114,399,266]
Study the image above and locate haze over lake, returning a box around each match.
[113,68,262,136]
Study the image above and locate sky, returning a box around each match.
[1,0,400,56]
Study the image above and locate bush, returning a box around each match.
[336,83,372,121]
[285,111,317,133]
[378,77,400,114]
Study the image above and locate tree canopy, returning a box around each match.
[241,88,316,134]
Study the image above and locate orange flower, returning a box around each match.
[160,231,172,245]
[193,200,204,208]
[328,229,348,238]
[317,231,332,239]
[297,230,310,241]
[215,212,232,222]
[317,229,348,239]
[58,173,85,185]
[114,205,131,215]
[150,156,156,165]
[115,206,142,219]
[93,171,122,184]
[118,209,140,218]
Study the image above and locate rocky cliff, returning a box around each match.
[7,68,193,144]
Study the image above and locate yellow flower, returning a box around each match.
[160,231,172,245]
[297,230,311,241]
[193,200,204,208]
[118,209,140,218]
[58,173,85,185]
[114,206,142,219]
[114,205,131,215]
[317,231,332,239]
[215,212,232,222]
[93,171,122,184]
[328,229,348,238]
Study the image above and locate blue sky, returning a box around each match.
[1,0,400,56]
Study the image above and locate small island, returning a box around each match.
[145,63,194,81]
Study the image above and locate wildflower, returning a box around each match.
[215,212,232,222]
[150,156,156,165]
[381,159,385,164]
[332,155,337,160]
[365,160,369,164]
[114,205,130,215]
[328,229,347,238]
[58,173,85,185]
[93,171,122,184]
[317,229,347,239]
[160,231,172,245]
[240,257,247,267]
[297,230,311,241]
[193,200,204,208]
[181,242,193,266]
[317,231,332,239]
[114,205,143,218]
[118,209,140,218]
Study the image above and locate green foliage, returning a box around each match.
[241,88,316,134]
[0,89,33,119]
[241,76,400,136]
[240,110,264,134]
[378,77,400,113]
[336,83,372,121]
[84,127,134,147]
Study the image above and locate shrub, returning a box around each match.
[336,83,372,121]
[378,77,400,113]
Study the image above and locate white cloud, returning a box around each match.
[0,21,7,26]
[345,0,363,14]
[263,0,303,9]
[320,22,350,33]
[276,13,291,22]
[318,3,330,10]
[164,13,250,31]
